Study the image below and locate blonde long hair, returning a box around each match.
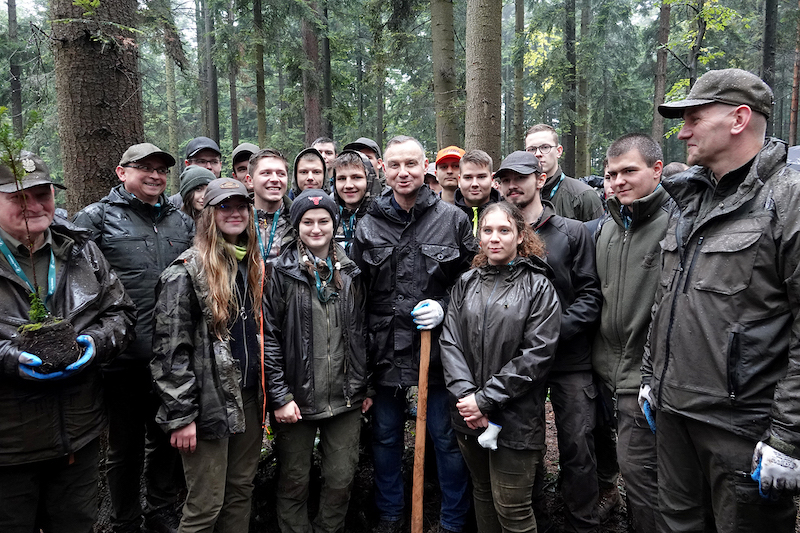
[194,206,263,340]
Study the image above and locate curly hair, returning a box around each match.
[194,205,263,340]
[472,202,546,268]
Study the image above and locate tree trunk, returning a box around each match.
[278,45,287,139]
[561,0,576,177]
[254,0,267,146]
[8,0,23,138]
[51,0,143,213]
[574,0,589,178]
[204,0,219,142]
[322,2,332,137]
[465,0,502,165]
[196,0,208,135]
[165,54,180,193]
[791,0,800,145]
[301,1,322,145]
[228,0,239,148]
[431,0,461,149]
[762,0,777,136]
[513,0,524,151]
[652,1,670,144]
[688,0,706,88]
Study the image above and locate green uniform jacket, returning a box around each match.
[592,185,671,395]
[151,248,260,440]
[643,139,800,457]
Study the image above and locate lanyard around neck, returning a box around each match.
[0,235,56,305]
[256,207,281,263]
[548,173,566,200]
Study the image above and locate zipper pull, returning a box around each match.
[153,224,158,234]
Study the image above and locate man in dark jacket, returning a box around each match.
[593,134,670,532]
[73,143,194,533]
[351,135,477,533]
[645,69,800,530]
[525,124,604,222]
[0,154,136,532]
[498,150,602,533]
[453,149,502,236]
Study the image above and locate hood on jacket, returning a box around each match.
[332,150,382,218]
[273,239,359,283]
[454,186,503,210]
[368,180,439,223]
[292,148,329,196]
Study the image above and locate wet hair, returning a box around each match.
[248,148,288,178]
[312,137,336,149]
[384,135,425,156]
[525,124,559,145]
[332,151,366,171]
[472,202,546,267]
[606,133,663,167]
[662,161,689,178]
[460,149,493,173]
[298,151,324,166]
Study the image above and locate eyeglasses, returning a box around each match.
[189,158,221,166]
[526,144,554,155]
[124,164,168,175]
[216,203,250,215]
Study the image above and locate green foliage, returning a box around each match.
[72,0,100,17]
[27,291,50,324]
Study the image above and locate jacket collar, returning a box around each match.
[533,201,557,231]
[607,185,670,230]
[370,183,438,223]
[108,184,174,217]
[453,187,502,210]
[274,241,359,282]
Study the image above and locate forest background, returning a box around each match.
[1,0,796,213]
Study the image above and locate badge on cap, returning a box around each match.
[220,180,239,189]
[310,196,323,206]
[21,158,35,173]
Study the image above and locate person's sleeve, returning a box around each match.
[262,264,293,410]
[71,205,104,243]
[150,265,200,433]
[78,241,136,362]
[578,190,605,222]
[560,222,601,340]
[440,278,477,400]
[475,277,561,416]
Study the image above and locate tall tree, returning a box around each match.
[465,0,501,164]
[513,0,524,151]
[762,0,777,136]
[227,0,239,147]
[51,0,143,212]
[321,2,332,137]
[431,0,460,148]
[792,0,800,145]
[574,0,589,178]
[204,0,220,142]
[254,0,267,146]
[562,0,576,176]
[8,0,23,137]
[652,1,670,144]
[196,0,208,134]
[301,1,323,144]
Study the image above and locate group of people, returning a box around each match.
[2,67,800,533]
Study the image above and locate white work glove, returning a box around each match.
[411,299,444,330]
[751,441,800,499]
[478,422,502,451]
[638,384,656,433]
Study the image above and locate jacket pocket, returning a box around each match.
[362,245,393,266]
[659,233,679,291]
[691,219,763,295]
[420,244,460,282]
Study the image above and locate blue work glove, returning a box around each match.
[18,352,65,380]
[411,299,444,330]
[637,384,656,434]
[68,335,96,374]
[751,441,800,499]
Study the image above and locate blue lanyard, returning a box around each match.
[548,173,566,200]
[0,235,56,306]
[256,207,281,263]
[313,257,337,303]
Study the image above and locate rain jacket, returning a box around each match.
[262,242,368,417]
[72,184,194,363]
[351,185,478,387]
[542,166,605,222]
[333,150,383,255]
[0,219,136,465]
[453,187,503,237]
[642,139,800,456]
[150,248,261,440]
[533,202,601,373]
[440,256,561,450]
[291,147,329,197]
[593,185,671,395]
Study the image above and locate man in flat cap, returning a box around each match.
[73,143,195,533]
[0,153,136,532]
[643,68,800,530]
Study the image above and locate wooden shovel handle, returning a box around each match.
[411,329,431,533]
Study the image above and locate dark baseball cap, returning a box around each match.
[119,143,176,168]
[232,142,260,165]
[494,151,541,179]
[658,68,774,119]
[203,178,252,207]
[185,136,222,159]
[343,137,382,160]
[0,151,65,193]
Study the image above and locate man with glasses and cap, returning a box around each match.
[0,153,136,532]
[643,68,800,531]
[73,143,195,533]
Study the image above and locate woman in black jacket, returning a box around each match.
[441,202,561,533]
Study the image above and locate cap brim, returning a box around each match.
[658,98,716,119]
[205,192,252,206]
[495,165,538,177]
[435,155,462,165]
[0,177,65,194]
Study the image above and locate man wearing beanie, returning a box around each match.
[178,166,215,220]
[643,68,800,530]
[73,143,194,533]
